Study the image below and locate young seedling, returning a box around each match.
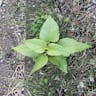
[13,16,91,75]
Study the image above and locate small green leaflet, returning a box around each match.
[58,38,91,56]
[23,38,47,53]
[30,55,48,75]
[63,17,70,23]
[27,90,32,96]
[40,16,59,42]
[13,44,38,58]
[49,56,67,73]
[47,43,65,56]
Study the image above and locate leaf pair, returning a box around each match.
[13,38,68,74]
[13,16,91,75]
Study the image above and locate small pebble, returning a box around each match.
[89,75,95,82]
[77,81,85,88]
[92,0,96,4]
[2,3,6,7]
[10,26,14,29]
[33,5,35,7]
[59,0,64,3]
[0,28,2,31]
[2,15,5,19]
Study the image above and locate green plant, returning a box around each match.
[13,16,91,75]
[31,14,48,37]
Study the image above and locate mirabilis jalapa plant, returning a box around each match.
[13,16,91,75]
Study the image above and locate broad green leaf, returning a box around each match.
[47,43,65,56]
[49,56,67,73]
[30,55,48,75]
[23,38,47,53]
[13,44,38,57]
[58,38,91,56]
[40,16,59,42]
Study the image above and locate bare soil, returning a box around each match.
[0,0,25,95]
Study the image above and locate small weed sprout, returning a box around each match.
[13,16,91,75]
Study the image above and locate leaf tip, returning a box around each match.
[12,47,16,51]
[88,45,92,48]
[85,44,92,49]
